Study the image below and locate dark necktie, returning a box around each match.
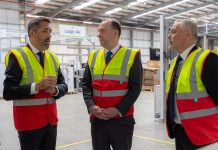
[37,51,44,66]
[105,51,113,64]
[168,55,182,124]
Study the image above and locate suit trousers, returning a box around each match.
[18,124,57,150]
[175,124,200,150]
[91,121,134,150]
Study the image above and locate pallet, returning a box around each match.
[143,86,154,92]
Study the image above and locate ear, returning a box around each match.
[185,30,191,38]
[29,28,36,38]
[114,30,118,37]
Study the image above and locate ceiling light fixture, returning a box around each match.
[35,0,49,4]
[83,21,93,24]
[26,14,42,18]
[105,7,122,15]
[128,2,138,7]
[166,4,213,19]
[56,18,70,22]
[128,0,149,8]
[132,0,189,19]
[74,0,100,10]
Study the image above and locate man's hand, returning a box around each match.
[90,105,110,120]
[45,86,57,95]
[35,76,57,91]
[102,107,120,118]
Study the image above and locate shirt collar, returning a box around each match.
[179,44,195,61]
[105,43,120,55]
[28,42,42,54]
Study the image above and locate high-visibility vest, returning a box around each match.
[166,48,218,145]
[5,46,60,131]
[88,47,139,118]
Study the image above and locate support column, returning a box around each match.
[151,31,154,48]
[204,23,208,50]
[130,30,133,48]
[159,15,169,122]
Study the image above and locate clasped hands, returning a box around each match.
[35,76,57,95]
[90,105,120,120]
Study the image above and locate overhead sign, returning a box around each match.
[59,24,86,38]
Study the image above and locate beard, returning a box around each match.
[42,40,50,50]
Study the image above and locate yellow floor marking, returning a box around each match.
[133,135,175,145]
[56,135,174,149]
[56,139,91,149]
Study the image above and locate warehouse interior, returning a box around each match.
[0,0,218,150]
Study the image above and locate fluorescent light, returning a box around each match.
[132,0,189,18]
[128,2,138,7]
[26,14,42,18]
[35,0,49,4]
[128,0,149,8]
[56,18,70,22]
[105,7,122,15]
[74,0,100,10]
[83,21,93,24]
[166,4,213,19]
[204,20,209,23]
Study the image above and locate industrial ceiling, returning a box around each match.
[2,0,218,34]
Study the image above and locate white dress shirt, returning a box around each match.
[28,42,59,96]
[174,44,195,124]
[104,43,120,57]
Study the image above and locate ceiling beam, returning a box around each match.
[120,0,180,21]
[194,9,218,19]
[145,2,214,23]
[46,0,84,18]
[83,0,136,21]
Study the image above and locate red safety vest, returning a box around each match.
[88,47,139,118]
[166,49,218,145]
[5,46,59,131]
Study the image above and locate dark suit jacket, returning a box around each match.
[167,45,218,138]
[82,47,143,124]
[3,45,68,100]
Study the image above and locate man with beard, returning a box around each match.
[166,19,218,150]
[82,19,142,150]
[3,17,68,150]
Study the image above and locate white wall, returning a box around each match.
[0,12,160,66]
[0,1,20,63]
[50,22,160,68]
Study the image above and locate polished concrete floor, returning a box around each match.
[0,91,175,150]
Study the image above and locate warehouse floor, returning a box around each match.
[0,91,175,150]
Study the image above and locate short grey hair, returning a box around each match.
[175,19,198,40]
[27,17,51,37]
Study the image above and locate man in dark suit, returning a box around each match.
[82,19,142,150]
[3,17,68,150]
[166,19,218,150]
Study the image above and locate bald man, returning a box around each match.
[166,19,218,150]
[82,19,142,150]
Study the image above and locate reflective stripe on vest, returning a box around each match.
[92,74,128,82]
[90,50,100,76]
[91,48,132,84]
[17,48,34,83]
[13,98,56,106]
[180,107,218,120]
[12,48,58,106]
[93,89,128,97]
[177,50,209,100]
[47,51,58,74]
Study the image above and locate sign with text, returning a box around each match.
[59,24,86,38]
